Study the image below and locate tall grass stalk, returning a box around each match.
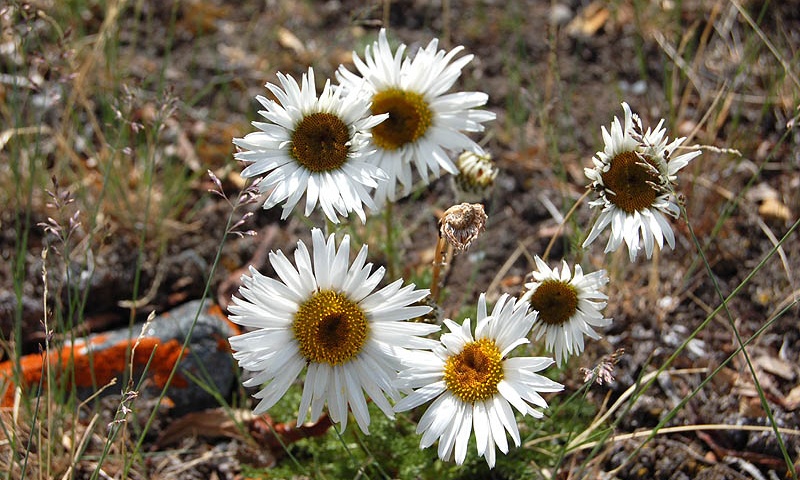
[681,210,799,477]
[117,181,256,477]
[579,215,800,476]
[2,1,797,477]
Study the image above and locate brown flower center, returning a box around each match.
[601,151,659,213]
[528,280,579,326]
[291,112,351,172]
[370,88,432,150]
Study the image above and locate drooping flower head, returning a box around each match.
[234,67,389,223]
[337,29,496,207]
[228,228,440,434]
[583,102,701,261]
[521,256,611,367]
[394,293,563,468]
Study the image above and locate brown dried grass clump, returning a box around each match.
[0,397,147,479]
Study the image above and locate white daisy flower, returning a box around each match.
[394,293,563,468]
[582,102,701,261]
[336,29,496,206]
[521,256,611,367]
[234,67,389,224]
[228,228,440,434]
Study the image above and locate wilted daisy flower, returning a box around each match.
[583,102,701,261]
[234,67,388,224]
[336,29,496,206]
[228,228,440,434]
[521,256,610,367]
[439,202,487,252]
[394,293,563,468]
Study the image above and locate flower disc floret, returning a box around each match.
[443,338,503,403]
[291,112,351,172]
[292,290,368,365]
[601,151,659,213]
[527,279,579,327]
[371,89,433,150]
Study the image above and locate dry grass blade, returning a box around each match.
[731,0,800,89]
[2,0,798,477]
[0,126,51,152]
[571,423,800,454]
[60,414,101,480]
[561,368,709,451]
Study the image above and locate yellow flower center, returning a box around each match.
[528,280,579,326]
[370,88,432,150]
[443,338,504,403]
[292,290,368,366]
[601,151,659,213]
[291,112,351,172]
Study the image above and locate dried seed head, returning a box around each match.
[439,203,487,252]
[580,348,625,386]
[453,151,499,202]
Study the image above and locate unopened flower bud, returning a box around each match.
[452,151,498,202]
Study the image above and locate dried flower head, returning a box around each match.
[439,203,487,252]
[39,176,82,246]
[580,348,625,385]
[453,150,499,202]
